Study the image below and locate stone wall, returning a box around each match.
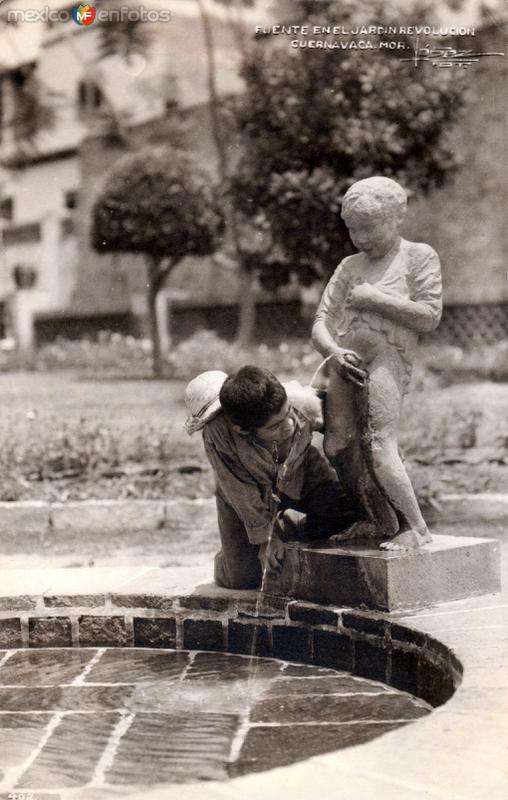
[404,21,508,305]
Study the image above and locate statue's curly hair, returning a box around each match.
[341,177,407,222]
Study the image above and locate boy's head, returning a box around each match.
[219,365,288,434]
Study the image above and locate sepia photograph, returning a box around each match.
[0,0,506,797]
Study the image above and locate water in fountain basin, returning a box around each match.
[243,525,284,692]
[128,674,270,715]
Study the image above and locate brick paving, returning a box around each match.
[0,648,428,795]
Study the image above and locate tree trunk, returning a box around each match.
[155,288,172,360]
[196,0,257,346]
[196,0,227,181]
[237,266,256,347]
[148,284,162,377]
[147,257,162,376]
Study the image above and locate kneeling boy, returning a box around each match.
[185,365,359,590]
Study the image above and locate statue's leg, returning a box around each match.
[323,367,398,539]
[364,350,431,550]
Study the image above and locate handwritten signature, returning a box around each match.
[401,42,505,68]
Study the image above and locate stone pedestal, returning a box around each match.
[266,535,501,612]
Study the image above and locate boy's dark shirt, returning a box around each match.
[203,407,337,545]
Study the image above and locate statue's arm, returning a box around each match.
[312,264,348,358]
[312,263,368,387]
[350,247,443,335]
[360,289,437,334]
[312,318,342,358]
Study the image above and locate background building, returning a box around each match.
[0,0,506,349]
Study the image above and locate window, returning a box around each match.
[0,301,6,339]
[77,80,104,112]
[0,197,13,221]
[64,190,77,210]
[11,65,33,90]
[0,79,3,143]
[1,63,40,142]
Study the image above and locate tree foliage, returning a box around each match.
[96,0,154,61]
[92,145,224,277]
[91,145,224,372]
[230,0,467,288]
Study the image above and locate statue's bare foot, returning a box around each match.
[380,529,432,551]
[329,521,383,545]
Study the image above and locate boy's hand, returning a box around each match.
[330,350,367,388]
[259,533,285,576]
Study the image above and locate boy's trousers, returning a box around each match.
[214,480,360,590]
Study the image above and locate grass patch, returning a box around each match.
[0,373,210,501]
[0,372,506,504]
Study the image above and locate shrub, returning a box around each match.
[166,330,321,381]
[7,330,323,382]
[34,332,152,373]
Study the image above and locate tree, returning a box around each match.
[229,0,468,289]
[91,145,225,375]
[195,0,262,345]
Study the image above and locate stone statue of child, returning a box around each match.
[312,176,442,550]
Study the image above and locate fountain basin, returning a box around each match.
[0,647,431,791]
[0,583,460,708]
[3,561,505,800]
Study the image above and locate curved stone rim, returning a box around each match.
[0,591,462,708]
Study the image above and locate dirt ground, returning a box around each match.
[1,511,506,571]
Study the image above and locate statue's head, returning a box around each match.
[342,177,407,224]
[341,177,407,257]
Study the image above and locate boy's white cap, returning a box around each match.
[184,370,228,435]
